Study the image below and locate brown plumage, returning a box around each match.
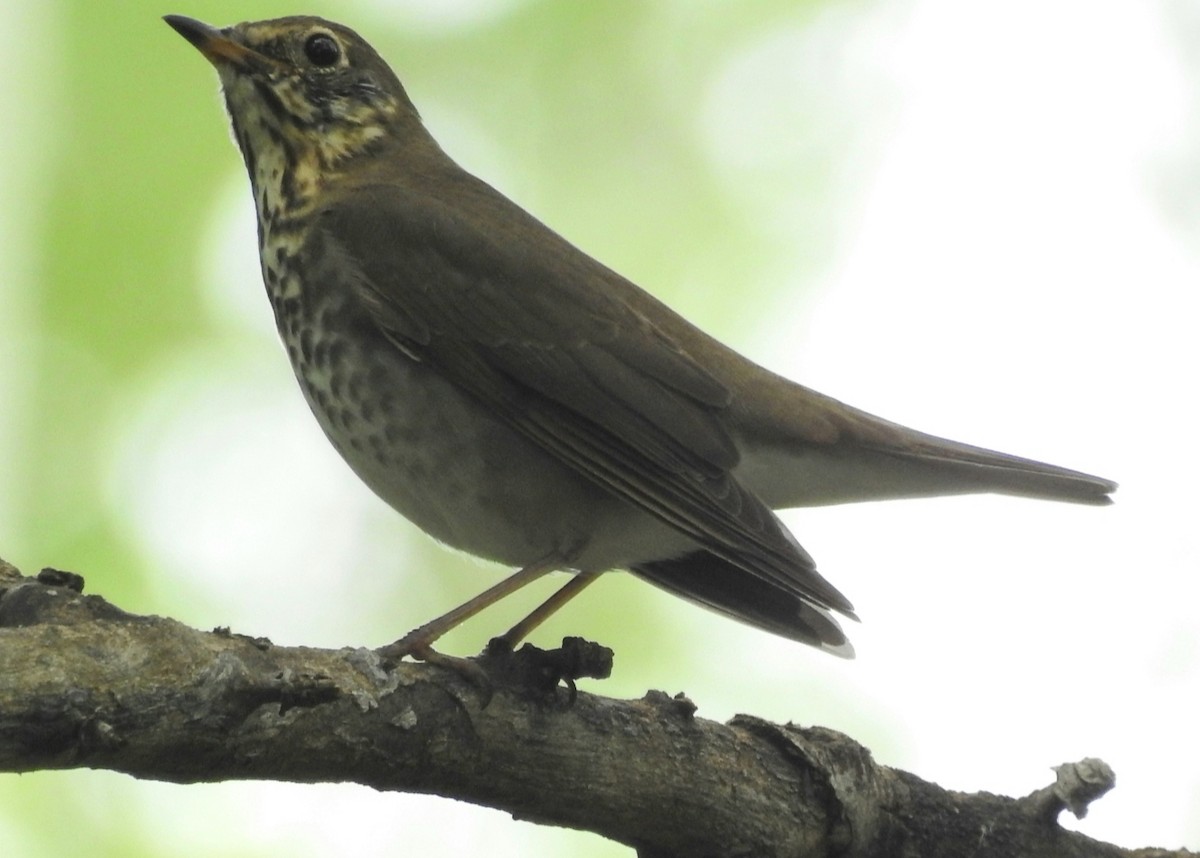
[166,14,1115,662]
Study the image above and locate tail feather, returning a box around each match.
[631,551,855,658]
[875,430,1117,506]
[744,435,1117,510]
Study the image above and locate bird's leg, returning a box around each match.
[489,571,602,652]
[377,555,561,667]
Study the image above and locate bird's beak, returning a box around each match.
[164,15,278,75]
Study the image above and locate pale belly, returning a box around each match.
[287,319,697,573]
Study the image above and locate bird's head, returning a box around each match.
[165,15,423,214]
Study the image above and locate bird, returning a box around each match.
[164,14,1115,665]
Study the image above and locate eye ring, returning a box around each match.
[304,32,341,68]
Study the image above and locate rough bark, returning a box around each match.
[0,558,1189,858]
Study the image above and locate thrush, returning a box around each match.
[165,14,1115,664]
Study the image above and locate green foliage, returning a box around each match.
[1,1,852,856]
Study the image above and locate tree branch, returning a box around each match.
[0,558,1187,857]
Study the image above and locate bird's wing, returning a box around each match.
[311,179,853,615]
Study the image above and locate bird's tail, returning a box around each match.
[630,551,855,658]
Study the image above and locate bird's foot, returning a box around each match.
[376,633,613,707]
[377,635,494,701]
[479,635,614,704]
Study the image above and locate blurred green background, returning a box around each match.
[2,2,868,855]
[2,0,1197,855]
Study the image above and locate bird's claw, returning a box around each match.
[376,637,495,704]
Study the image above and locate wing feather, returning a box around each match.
[313,179,854,615]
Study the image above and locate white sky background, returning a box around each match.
[79,0,1200,855]
[765,0,1199,849]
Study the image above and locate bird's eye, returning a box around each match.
[304,33,341,67]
